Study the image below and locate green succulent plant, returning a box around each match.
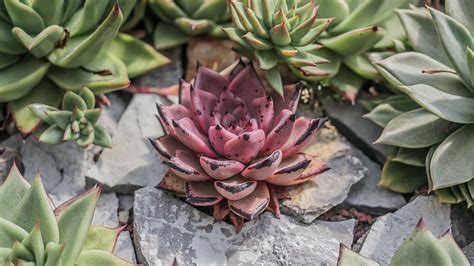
[338,219,469,266]
[0,164,136,265]
[149,0,230,49]
[365,0,474,206]
[224,0,332,95]
[0,0,169,135]
[288,0,419,103]
[29,87,112,149]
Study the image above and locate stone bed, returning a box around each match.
[2,45,473,266]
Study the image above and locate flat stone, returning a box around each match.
[319,92,394,164]
[86,48,182,193]
[92,193,119,227]
[98,92,129,136]
[343,148,406,214]
[359,195,451,266]
[118,194,134,224]
[21,138,92,197]
[462,242,474,264]
[450,203,474,248]
[185,37,239,80]
[116,231,137,263]
[0,134,23,182]
[133,187,356,266]
[86,94,168,193]
[280,125,366,223]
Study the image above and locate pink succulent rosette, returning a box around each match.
[151,61,329,231]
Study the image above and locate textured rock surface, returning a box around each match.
[86,49,183,193]
[450,203,474,248]
[463,242,474,264]
[0,134,23,182]
[282,123,404,220]
[359,196,451,265]
[281,151,366,223]
[98,92,129,136]
[134,187,355,266]
[186,38,239,80]
[22,138,92,197]
[319,92,394,164]
[343,148,406,214]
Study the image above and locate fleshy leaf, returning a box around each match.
[430,125,474,190]
[380,159,427,193]
[11,172,60,246]
[0,164,30,220]
[56,186,100,265]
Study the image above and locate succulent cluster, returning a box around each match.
[365,0,474,205]
[224,0,332,95]
[0,0,169,135]
[338,219,469,266]
[151,62,329,231]
[0,164,135,265]
[30,87,112,148]
[290,0,419,103]
[149,0,230,49]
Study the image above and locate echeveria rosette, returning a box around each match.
[290,0,419,103]
[149,0,230,49]
[29,87,112,149]
[0,0,170,135]
[150,62,329,231]
[365,0,474,206]
[223,0,333,96]
[0,164,136,265]
[338,219,469,266]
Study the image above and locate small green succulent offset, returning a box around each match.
[0,164,135,265]
[337,219,469,266]
[289,0,419,102]
[30,87,112,149]
[149,0,230,49]
[365,0,474,206]
[0,0,169,135]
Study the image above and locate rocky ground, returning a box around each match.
[1,42,473,266]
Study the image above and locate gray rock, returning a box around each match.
[359,196,451,266]
[116,231,138,264]
[21,138,92,197]
[92,193,119,228]
[98,92,129,136]
[319,92,394,164]
[134,187,356,266]
[462,242,474,264]
[450,203,474,248]
[280,125,366,223]
[281,152,366,224]
[86,48,183,193]
[118,194,134,224]
[0,134,23,182]
[343,148,406,214]
[86,94,169,193]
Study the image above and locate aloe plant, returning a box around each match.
[0,164,136,265]
[149,0,230,49]
[29,87,112,148]
[288,0,420,103]
[338,219,469,266]
[0,0,169,136]
[365,0,474,206]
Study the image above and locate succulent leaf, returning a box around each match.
[149,0,230,49]
[152,63,328,230]
[369,3,474,206]
[0,166,135,265]
[31,87,112,148]
[0,0,168,133]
